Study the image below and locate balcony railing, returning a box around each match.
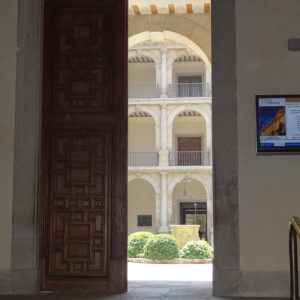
[169,151,211,166]
[168,82,211,98]
[128,82,211,99]
[128,152,159,167]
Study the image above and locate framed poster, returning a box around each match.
[256,95,300,153]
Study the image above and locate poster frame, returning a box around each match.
[256,94,300,154]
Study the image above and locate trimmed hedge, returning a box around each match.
[180,240,213,259]
[143,234,179,260]
[128,231,154,258]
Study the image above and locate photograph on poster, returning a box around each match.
[256,95,300,152]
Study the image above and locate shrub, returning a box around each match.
[144,234,179,260]
[128,231,154,258]
[180,240,213,259]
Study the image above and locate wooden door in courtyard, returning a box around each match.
[41,0,127,293]
[177,137,202,165]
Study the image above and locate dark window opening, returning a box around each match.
[137,215,152,227]
[180,202,207,240]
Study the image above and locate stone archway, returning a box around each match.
[128,31,211,87]
[128,106,161,151]
[129,31,211,72]
[128,174,160,232]
[167,173,212,243]
[167,105,211,152]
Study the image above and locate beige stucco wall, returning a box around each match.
[173,116,207,151]
[129,117,156,152]
[172,180,207,224]
[236,0,300,271]
[128,62,157,97]
[128,179,156,234]
[0,1,18,270]
[129,14,211,60]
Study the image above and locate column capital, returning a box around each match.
[161,104,167,110]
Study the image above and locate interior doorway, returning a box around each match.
[8,0,240,296]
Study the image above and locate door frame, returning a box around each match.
[10,0,240,296]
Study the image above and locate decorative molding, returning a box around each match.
[128,0,211,16]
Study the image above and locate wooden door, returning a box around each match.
[41,0,127,293]
[177,137,202,165]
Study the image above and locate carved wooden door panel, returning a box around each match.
[41,0,127,293]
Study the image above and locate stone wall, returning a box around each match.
[0,0,18,273]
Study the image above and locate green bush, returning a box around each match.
[180,240,213,259]
[128,231,154,258]
[144,234,179,260]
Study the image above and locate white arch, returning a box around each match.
[167,173,213,243]
[168,174,209,198]
[128,175,160,232]
[128,174,160,195]
[128,106,160,150]
[167,105,211,150]
[129,31,211,73]
[167,173,209,227]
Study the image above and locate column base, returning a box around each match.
[158,226,169,233]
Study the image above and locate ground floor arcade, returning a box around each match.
[128,170,213,243]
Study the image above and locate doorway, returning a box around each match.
[10,0,239,297]
[127,3,213,290]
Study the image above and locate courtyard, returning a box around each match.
[128,262,212,282]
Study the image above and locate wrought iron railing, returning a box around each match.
[290,216,300,300]
[169,151,211,166]
[168,82,211,98]
[128,152,159,167]
[128,82,211,99]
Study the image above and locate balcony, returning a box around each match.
[128,82,211,100]
[128,152,159,167]
[128,151,211,167]
[169,151,211,166]
[168,82,211,98]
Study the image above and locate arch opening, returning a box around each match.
[128,53,158,98]
[128,178,157,234]
[172,178,208,240]
[128,112,159,167]
[129,31,211,99]
[170,110,210,166]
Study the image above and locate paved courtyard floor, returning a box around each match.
[0,263,284,299]
[128,262,213,282]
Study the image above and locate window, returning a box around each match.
[137,215,152,227]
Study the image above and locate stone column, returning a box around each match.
[206,185,214,246]
[159,105,169,166]
[155,61,161,96]
[205,68,212,96]
[159,172,169,233]
[160,48,168,98]
[206,116,212,165]
[155,193,161,232]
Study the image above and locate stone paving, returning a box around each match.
[0,263,284,299]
